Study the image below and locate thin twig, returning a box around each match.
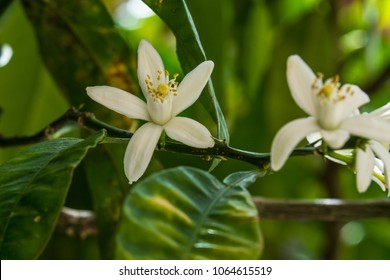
[158,141,317,169]
[0,107,133,147]
[0,107,317,169]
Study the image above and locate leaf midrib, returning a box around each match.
[184,174,232,259]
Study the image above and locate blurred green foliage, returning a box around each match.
[0,0,390,259]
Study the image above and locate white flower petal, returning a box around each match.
[370,141,390,191]
[372,176,387,192]
[172,61,214,116]
[147,96,173,125]
[356,146,375,193]
[164,117,214,148]
[86,86,150,121]
[325,152,350,166]
[123,122,163,184]
[336,84,370,120]
[370,101,390,119]
[306,132,322,146]
[286,55,317,116]
[137,39,166,100]
[342,114,390,143]
[320,129,350,149]
[374,158,384,173]
[271,117,319,171]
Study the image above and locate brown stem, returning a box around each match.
[254,197,390,220]
[322,161,343,259]
[57,198,390,237]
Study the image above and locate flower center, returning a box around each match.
[321,83,336,97]
[158,84,169,95]
[313,74,356,106]
[312,74,356,130]
[145,70,179,102]
[317,75,339,99]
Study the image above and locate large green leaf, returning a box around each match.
[143,0,229,142]
[20,0,137,107]
[0,130,106,259]
[116,166,262,260]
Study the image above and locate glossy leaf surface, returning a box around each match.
[116,166,262,259]
[0,130,105,259]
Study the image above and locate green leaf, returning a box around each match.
[20,0,137,107]
[0,130,106,259]
[143,0,229,143]
[223,170,266,189]
[116,166,262,260]
[84,145,128,259]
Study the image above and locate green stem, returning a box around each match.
[0,107,318,169]
[157,140,317,169]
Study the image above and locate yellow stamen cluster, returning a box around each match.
[320,75,339,97]
[313,73,355,104]
[144,69,179,102]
